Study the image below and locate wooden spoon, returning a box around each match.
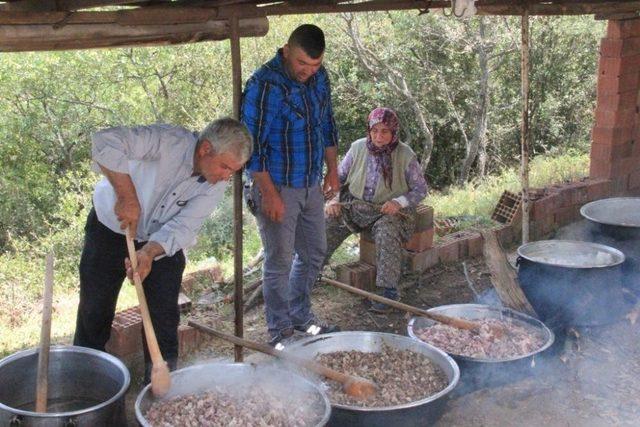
[125,227,171,398]
[321,276,507,337]
[188,320,378,401]
[35,251,54,413]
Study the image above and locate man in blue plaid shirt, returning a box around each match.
[242,24,340,347]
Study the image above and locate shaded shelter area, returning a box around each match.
[3,1,640,424]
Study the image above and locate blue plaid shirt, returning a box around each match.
[241,49,339,188]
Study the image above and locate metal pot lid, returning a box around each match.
[580,197,640,228]
[517,240,625,268]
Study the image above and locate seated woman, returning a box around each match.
[325,107,428,313]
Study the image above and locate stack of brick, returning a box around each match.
[105,302,202,359]
[528,178,615,239]
[357,204,438,274]
[590,19,640,196]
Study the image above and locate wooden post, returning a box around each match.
[35,251,54,413]
[520,8,531,244]
[230,15,244,363]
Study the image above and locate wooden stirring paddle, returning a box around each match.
[35,251,54,413]
[321,276,506,337]
[188,320,377,400]
[125,227,171,398]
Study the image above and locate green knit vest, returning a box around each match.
[345,138,415,204]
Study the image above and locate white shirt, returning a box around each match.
[91,124,226,257]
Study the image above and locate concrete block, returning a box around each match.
[335,261,376,291]
[404,227,435,252]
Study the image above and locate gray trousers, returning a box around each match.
[251,184,327,336]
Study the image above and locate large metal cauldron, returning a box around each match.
[285,331,459,427]
[408,304,554,393]
[517,240,626,328]
[581,197,640,292]
[0,345,130,427]
[136,362,331,426]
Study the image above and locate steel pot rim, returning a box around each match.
[135,362,332,427]
[285,331,460,413]
[407,303,555,363]
[516,239,625,269]
[580,197,640,228]
[0,345,130,418]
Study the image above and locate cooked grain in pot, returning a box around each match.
[145,386,324,427]
[316,344,448,407]
[415,318,545,359]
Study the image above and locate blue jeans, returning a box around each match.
[251,184,327,337]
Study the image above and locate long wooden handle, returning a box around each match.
[35,251,54,413]
[125,228,165,366]
[188,320,352,385]
[321,276,481,332]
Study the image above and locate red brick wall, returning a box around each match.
[591,19,640,195]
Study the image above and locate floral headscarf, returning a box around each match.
[366,107,400,189]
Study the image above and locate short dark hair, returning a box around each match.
[288,24,325,59]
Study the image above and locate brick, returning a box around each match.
[467,232,484,257]
[554,206,581,227]
[600,37,640,57]
[596,91,638,111]
[598,55,640,79]
[629,168,640,190]
[414,204,434,232]
[404,227,434,252]
[403,248,438,273]
[594,107,637,127]
[590,156,614,179]
[531,194,559,221]
[178,292,192,314]
[591,125,634,145]
[492,224,514,246]
[597,74,640,97]
[437,239,460,264]
[585,179,613,201]
[105,306,142,358]
[359,237,376,265]
[562,182,589,206]
[335,261,376,291]
[607,19,640,39]
[178,324,202,356]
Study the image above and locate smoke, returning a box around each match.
[139,361,328,426]
[439,218,640,425]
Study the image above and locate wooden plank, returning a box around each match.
[481,230,537,316]
[0,17,269,51]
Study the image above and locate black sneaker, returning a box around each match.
[268,327,294,350]
[370,288,399,314]
[294,318,340,336]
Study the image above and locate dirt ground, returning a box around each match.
[126,253,640,426]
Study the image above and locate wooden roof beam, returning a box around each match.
[0,7,266,25]
[0,15,268,51]
[0,0,157,12]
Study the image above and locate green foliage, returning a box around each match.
[0,14,605,356]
